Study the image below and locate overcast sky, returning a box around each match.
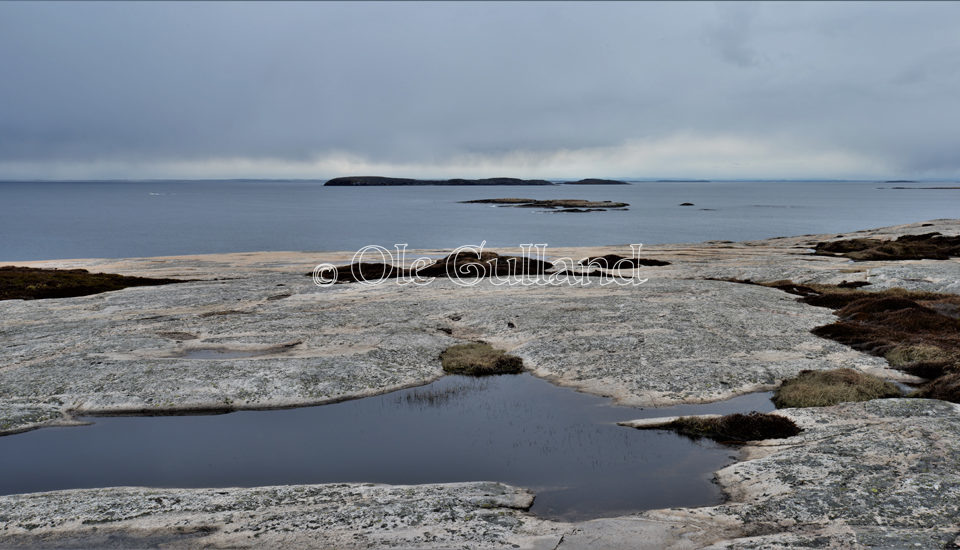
[1,2,959,180]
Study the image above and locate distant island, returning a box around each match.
[324,176,554,186]
[460,198,629,213]
[561,178,629,185]
[324,176,630,186]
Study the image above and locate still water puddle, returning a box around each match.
[0,374,773,521]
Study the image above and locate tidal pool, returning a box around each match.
[0,374,773,520]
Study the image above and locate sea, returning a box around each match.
[1,179,957,261]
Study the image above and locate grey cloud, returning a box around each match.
[1,2,959,178]
[703,3,761,68]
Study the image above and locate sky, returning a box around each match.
[1,1,959,181]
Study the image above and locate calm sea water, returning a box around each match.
[1,180,957,261]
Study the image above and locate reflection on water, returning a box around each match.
[0,373,773,521]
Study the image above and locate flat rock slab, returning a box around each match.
[1,259,891,434]
[699,398,960,548]
[0,482,563,549]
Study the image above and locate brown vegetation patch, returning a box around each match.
[416,250,553,278]
[579,254,670,268]
[773,368,901,408]
[668,412,801,443]
[913,372,960,402]
[324,262,409,284]
[814,232,960,261]
[730,278,957,310]
[0,266,183,301]
[308,250,555,283]
[726,277,960,404]
[439,343,524,376]
[808,293,960,358]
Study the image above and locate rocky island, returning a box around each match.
[461,198,630,212]
[1,219,959,548]
[560,178,630,185]
[324,176,555,186]
[324,176,631,186]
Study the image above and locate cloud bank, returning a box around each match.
[1,2,958,180]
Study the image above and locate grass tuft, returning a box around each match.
[439,343,524,376]
[773,368,901,408]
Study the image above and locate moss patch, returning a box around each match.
[773,368,901,408]
[668,412,801,443]
[439,343,524,376]
[0,266,183,301]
